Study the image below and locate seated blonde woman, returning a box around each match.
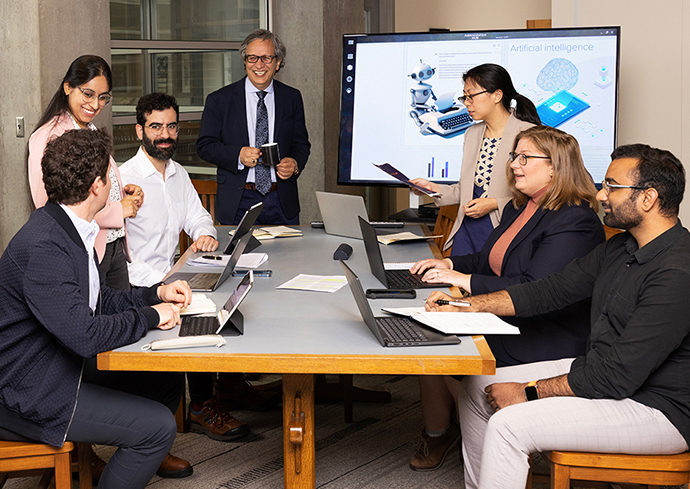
[408,125,605,471]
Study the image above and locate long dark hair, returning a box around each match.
[463,63,541,126]
[35,55,113,131]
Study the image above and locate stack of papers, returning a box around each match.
[237,253,268,269]
[255,226,303,239]
[381,307,520,335]
[187,255,230,267]
[180,293,217,316]
[377,232,442,245]
[277,274,347,293]
[230,226,303,240]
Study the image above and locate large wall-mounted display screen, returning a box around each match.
[338,27,620,186]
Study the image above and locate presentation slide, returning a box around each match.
[339,28,619,186]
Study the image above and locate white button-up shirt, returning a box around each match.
[60,204,100,312]
[120,147,217,287]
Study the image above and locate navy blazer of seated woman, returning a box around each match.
[450,199,605,365]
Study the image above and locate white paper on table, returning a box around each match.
[180,293,217,315]
[236,253,269,269]
[187,255,230,267]
[277,274,347,293]
[382,307,520,335]
[377,232,442,245]
[260,226,302,237]
[384,262,415,270]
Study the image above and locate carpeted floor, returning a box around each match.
[3,375,687,488]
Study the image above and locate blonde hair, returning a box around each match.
[506,125,598,212]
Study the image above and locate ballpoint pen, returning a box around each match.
[435,299,470,307]
[202,255,223,260]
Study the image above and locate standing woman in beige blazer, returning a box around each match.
[412,64,541,256]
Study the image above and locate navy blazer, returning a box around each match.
[450,200,605,364]
[0,203,161,446]
[196,77,311,224]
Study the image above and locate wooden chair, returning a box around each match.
[432,204,459,258]
[545,450,690,489]
[0,440,85,489]
[179,179,218,255]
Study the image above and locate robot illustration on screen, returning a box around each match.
[408,59,475,138]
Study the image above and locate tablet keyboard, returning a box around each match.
[179,315,218,336]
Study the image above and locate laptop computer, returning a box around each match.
[224,201,264,255]
[358,216,451,289]
[340,261,459,347]
[179,270,254,337]
[166,229,253,292]
[315,191,369,239]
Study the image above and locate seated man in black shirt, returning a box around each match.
[426,144,690,489]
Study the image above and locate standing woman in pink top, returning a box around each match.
[28,55,143,289]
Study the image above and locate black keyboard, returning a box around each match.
[186,273,219,290]
[311,221,403,229]
[179,316,218,337]
[377,316,429,343]
[385,269,452,289]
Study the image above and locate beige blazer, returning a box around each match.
[434,113,535,251]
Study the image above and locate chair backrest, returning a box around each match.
[432,204,459,257]
[604,224,623,240]
[179,179,218,256]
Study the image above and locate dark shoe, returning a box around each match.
[90,446,107,485]
[156,453,193,478]
[216,378,280,411]
[189,396,250,441]
[409,422,461,471]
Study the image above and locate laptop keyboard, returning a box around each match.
[186,273,218,290]
[385,269,428,288]
[377,316,429,343]
[179,316,218,337]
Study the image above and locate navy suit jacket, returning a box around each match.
[450,200,605,364]
[196,77,311,224]
[0,203,160,446]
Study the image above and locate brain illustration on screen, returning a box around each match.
[537,58,579,93]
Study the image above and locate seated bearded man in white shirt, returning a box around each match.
[120,92,268,444]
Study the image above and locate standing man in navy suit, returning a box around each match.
[197,28,311,225]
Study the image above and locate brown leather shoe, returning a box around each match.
[189,396,250,441]
[409,421,461,471]
[156,452,193,478]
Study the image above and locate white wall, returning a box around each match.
[395,0,551,32]
[553,0,689,220]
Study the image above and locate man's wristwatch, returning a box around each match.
[293,167,300,176]
[524,380,539,401]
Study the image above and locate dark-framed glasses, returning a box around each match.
[458,90,489,104]
[77,86,112,106]
[145,123,180,136]
[508,152,551,166]
[245,54,277,64]
[601,180,647,195]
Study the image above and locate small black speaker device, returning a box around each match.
[333,243,353,260]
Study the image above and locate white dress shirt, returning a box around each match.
[60,204,100,312]
[239,77,277,184]
[120,147,218,287]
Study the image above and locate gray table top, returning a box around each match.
[111,226,486,365]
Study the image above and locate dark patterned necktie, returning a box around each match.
[254,91,272,195]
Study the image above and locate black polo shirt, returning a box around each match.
[508,221,690,445]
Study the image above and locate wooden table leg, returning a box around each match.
[283,374,315,489]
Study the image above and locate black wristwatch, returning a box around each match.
[524,380,539,401]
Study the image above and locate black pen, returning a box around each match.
[435,299,470,307]
[202,255,223,260]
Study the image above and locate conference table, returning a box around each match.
[97,225,495,488]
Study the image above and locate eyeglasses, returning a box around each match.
[244,54,277,64]
[508,152,551,166]
[76,86,112,106]
[144,123,180,136]
[601,180,647,195]
[458,90,489,104]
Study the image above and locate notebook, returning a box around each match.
[224,201,264,255]
[179,270,254,337]
[315,191,369,239]
[340,261,460,347]
[358,217,451,289]
[166,230,253,292]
